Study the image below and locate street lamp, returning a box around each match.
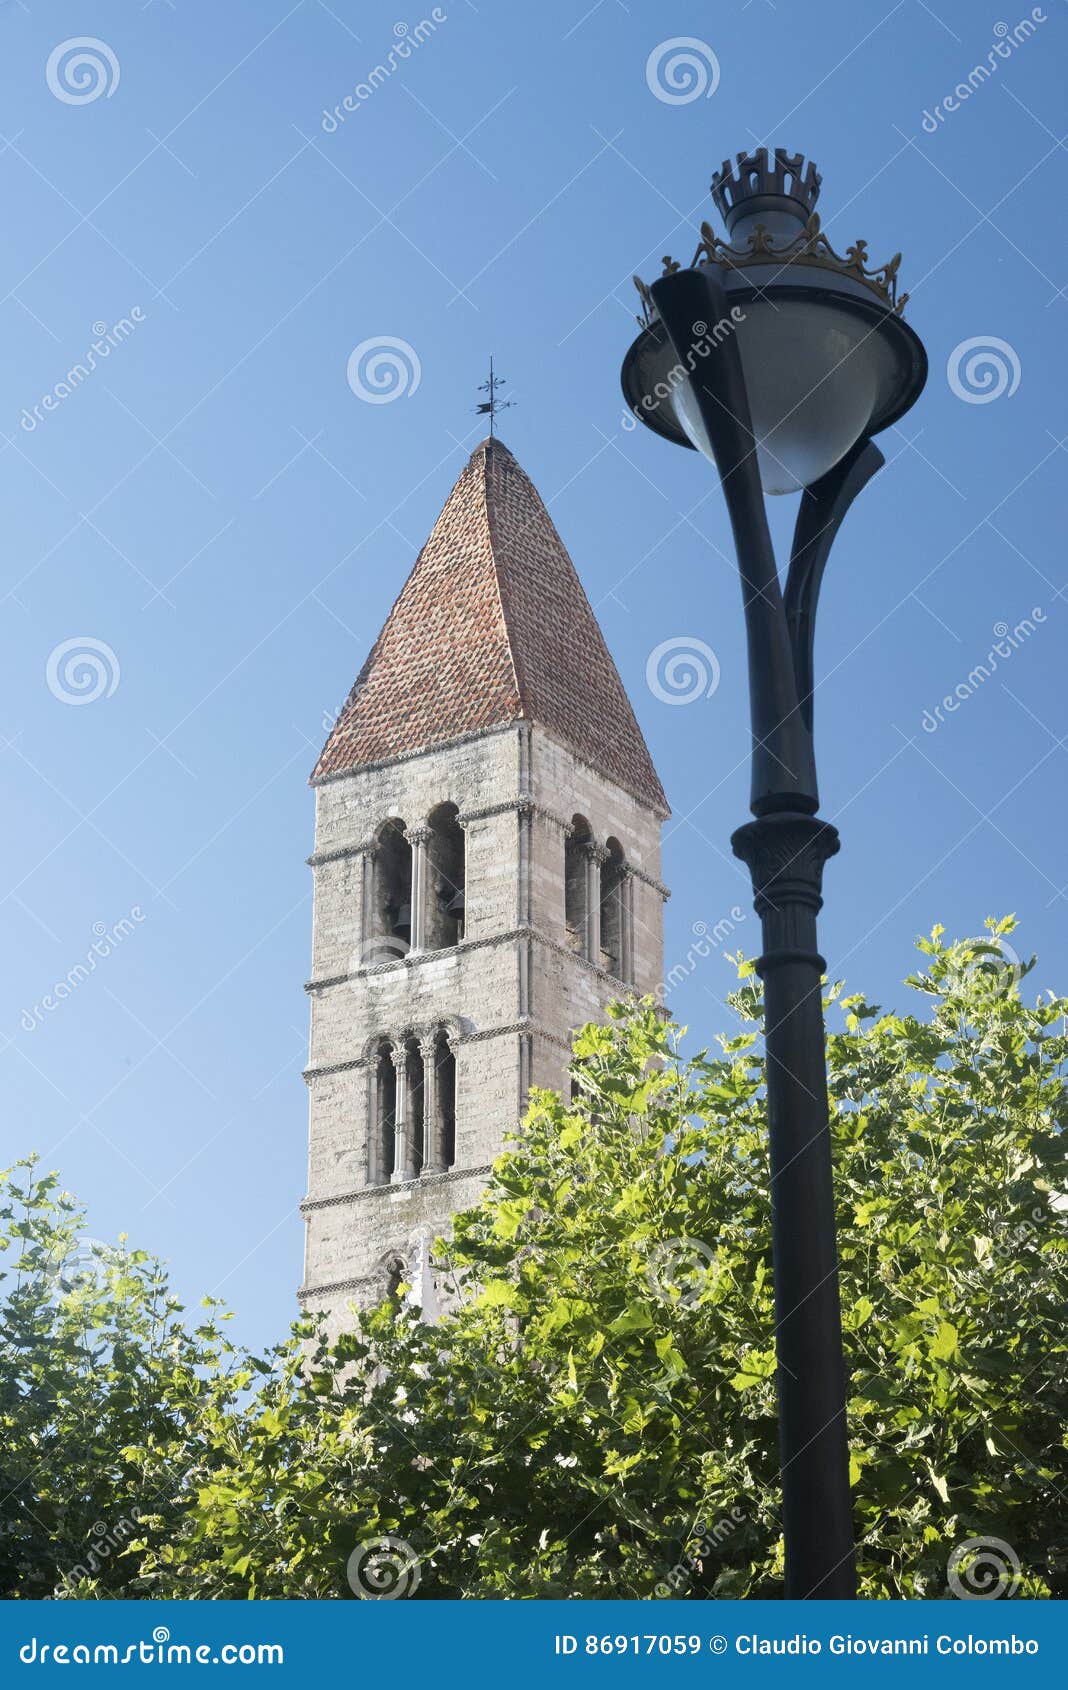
[622,147,926,1600]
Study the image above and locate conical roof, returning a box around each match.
[313,437,668,814]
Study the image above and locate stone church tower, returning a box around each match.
[299,437,668,1327]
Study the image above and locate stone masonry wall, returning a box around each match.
[301,720,666,1331]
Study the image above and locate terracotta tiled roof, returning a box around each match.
[312,438,668,814]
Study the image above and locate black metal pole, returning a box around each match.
[648,268,867,1599]
[731,813,854,1598]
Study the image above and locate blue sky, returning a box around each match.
[1,0,1065,1353]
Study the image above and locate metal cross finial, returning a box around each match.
[475,356,513,438]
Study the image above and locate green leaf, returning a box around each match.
[477,1281,517,1308]
[609,1305,654,1336]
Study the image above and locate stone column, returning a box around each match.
[444,1026,460,1167]
[518,1030,533,1119]
[419,1032,443,1174]
[516,796,534,929]
[389,1039,416,1183]
[406,1227,439,1321]
[370,1057,386,1187]
[583,841,606,964]
[620,864,636,985]
[407,827,432,953]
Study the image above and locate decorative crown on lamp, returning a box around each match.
[622,147,926,494]
[711,147,823,240]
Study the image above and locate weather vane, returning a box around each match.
[475,356,514,438]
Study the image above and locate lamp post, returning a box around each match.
[622,148,926,1599]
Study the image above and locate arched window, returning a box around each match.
[424,803,465,951]
[371,1038,396,1185]
[565,815,593,957]
[368,819,412,962]
[417,1027,457,1174]
[371,1035,430,1184]
[386,1035,424,1182]
[407,1036,425,1177]
[600,838,628,980]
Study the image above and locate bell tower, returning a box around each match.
[299,438,669,1328]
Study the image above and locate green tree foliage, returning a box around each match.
[0,1169,265,1597]
[2,922,1065,1599]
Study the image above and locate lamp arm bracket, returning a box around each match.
[649,267,818,814]
[784,439,885,732]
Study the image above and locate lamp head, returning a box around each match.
[621,149,927,494]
